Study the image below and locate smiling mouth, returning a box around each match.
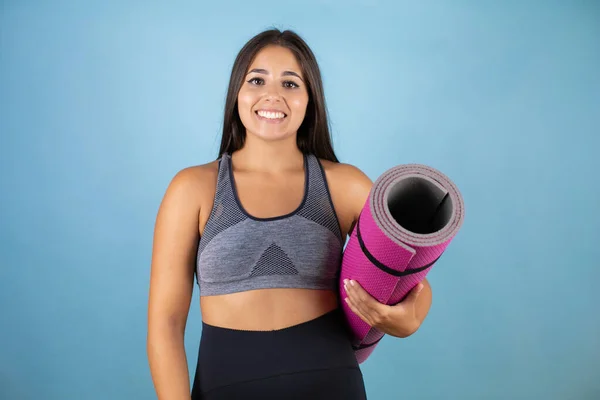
[255,110,287,120]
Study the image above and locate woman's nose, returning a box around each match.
[263,84,282,102]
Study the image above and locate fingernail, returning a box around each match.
[350,280,355,286]
[343,279,348,285]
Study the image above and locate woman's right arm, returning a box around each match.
[147,168,202,400]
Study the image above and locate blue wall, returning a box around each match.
[1,1,599,399]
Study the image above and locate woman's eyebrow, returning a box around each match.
[246,68,304,81]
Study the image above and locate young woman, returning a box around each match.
[147,29,433,399]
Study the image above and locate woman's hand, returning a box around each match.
[343,278,431,338]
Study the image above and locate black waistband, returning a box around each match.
[194,307,360,394]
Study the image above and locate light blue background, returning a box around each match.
[1,1,599,399]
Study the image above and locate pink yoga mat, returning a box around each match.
[339,164,465,364]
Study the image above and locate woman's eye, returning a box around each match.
[283,81,299,89]
[247,78,299,89]
[247,77,264,85]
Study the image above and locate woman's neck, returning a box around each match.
[231,134,304,173]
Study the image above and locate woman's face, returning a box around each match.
[237,45,309,142]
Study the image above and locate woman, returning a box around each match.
[147,29,433,399]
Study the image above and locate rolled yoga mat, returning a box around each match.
[339,164,465,364]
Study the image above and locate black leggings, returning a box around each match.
[191,307,367,399]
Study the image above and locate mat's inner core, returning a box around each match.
[387,177,453,234]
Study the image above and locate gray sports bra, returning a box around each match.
[195,152,345,296]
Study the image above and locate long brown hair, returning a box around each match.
[218,29,339,162]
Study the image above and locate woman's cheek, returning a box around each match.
[289,96,308,122]
[237,90,256,112]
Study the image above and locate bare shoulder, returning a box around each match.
[169,159,218,189]
[155,160,219,233]
[319,159,373,192]
[319,159,373,203]
[161,160,219,206]
[318,159,373,237]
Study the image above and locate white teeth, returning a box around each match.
[257,110,285,119]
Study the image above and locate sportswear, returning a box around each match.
[191,307,367,399]
[195,151,344,296]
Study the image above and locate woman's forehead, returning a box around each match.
[248,46,303,76]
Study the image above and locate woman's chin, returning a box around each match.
[249,128,296,142]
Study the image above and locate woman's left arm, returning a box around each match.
[341,164,433,338]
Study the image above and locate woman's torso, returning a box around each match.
[195,152,356,331]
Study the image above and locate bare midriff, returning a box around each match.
[200,288,340,331]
